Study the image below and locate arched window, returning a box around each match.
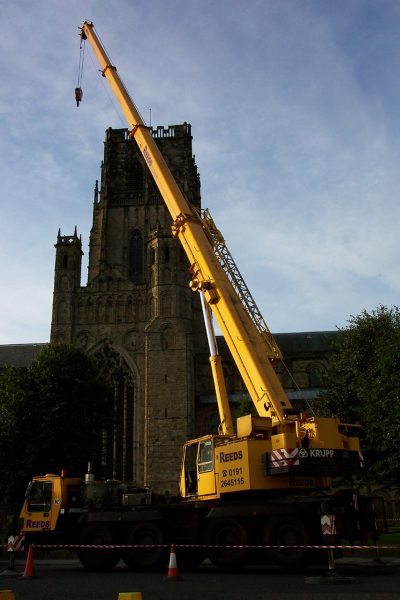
[161,326,174,350]
[210,413,219,434]
[309,366,322,388]
[127,161,143,192]
[92,344,136,481]
[129,230,144,284]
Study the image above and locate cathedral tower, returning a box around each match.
[51,125,207,492]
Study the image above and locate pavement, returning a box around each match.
[1,552,400,572]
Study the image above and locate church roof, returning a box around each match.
[274,331,338,355]
[0,331,338,369]
[0,343,47,368]
[216,330,338,358]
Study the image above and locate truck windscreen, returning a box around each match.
[27,481,52,512]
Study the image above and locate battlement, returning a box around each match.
[57,235,79,245]
[55,228,82,249]
[105,123,192,143]
[151,123,192,139]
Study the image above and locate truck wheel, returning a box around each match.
[263,517,312,570]
[122,522,169,571]
[204,518,249,571]
[77,524,120,572]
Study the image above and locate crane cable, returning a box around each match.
[79,24,138,128]
[75,33,85,106]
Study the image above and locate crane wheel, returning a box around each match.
[122,521,169,571]
[76,524,120,571]
[204,518,249,571]
[263,516,312,571]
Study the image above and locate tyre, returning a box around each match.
[204,518,249,571]
[122,521,169,571]
[263,516,313,570]
[76,524,120,572]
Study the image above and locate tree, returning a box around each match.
[0,344,113,523]
[319,305,400,484]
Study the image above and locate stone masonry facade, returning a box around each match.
[51,125,209,493]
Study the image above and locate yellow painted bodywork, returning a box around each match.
[179,414,360,500]
[180,431,333,500]
[19,475,81,533]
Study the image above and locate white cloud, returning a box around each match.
[0,0,399,342]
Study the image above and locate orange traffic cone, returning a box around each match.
[164,544,183,582]
[21,545,37,579]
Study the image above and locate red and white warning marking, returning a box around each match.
[321,515,336,536]
[6,535,25,552]
[270,448,299,468]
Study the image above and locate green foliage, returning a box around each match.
[0,344,113,523]
[320,305,400,484]
[233,393,256,420]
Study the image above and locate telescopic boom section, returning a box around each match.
[80,21,292,423]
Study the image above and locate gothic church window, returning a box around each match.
[92,344,136,481]
[126,161,143,193]
[96,299,105,321]
[106,298,114,323]
[129,230,144,284]
[161,326,175,350]
[77,300,85,322]
[116,296,124,322]
[87,298,94,322]
[308,366,323,388]
[210,413,219,433]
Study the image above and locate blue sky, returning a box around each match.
[1,0,399,343]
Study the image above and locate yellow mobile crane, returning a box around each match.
[77,21,363,493]
[19,22,383,572]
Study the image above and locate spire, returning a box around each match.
[94,180,99,204]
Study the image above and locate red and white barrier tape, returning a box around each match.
[29,543,400,551]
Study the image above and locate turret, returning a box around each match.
[50,227,83,343]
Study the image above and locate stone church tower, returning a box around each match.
[51,124,208,493]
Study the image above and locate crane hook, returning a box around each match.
[75,87,83,107]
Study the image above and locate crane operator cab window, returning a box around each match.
[183,443,198,495]
[198,440,213,473]
[26,481,52,513]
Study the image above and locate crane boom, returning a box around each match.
[80,20,291,423]
[79,22,366,501]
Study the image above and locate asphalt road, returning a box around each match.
[1,560,400,600]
